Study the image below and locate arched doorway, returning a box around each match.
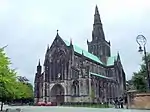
[51,84,64,105]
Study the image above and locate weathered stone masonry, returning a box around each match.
[34,5,126,104]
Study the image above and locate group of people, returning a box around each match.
[113,97,124,109]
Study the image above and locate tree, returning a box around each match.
[0,48,34,110]
[0,48,17,111]
[131,53,150,92]
[13,76,33,104]
[17,76,33,98]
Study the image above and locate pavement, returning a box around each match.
[2,105,150,112]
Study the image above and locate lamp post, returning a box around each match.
[136,35,150,91]
[148,61,150,72]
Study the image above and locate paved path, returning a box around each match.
[3,106,150,112]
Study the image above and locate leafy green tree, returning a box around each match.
[131,53,150,92]
[0,48,17,111]
[26,83,34,99]
[0,48,34,110]
[16,76,33,99]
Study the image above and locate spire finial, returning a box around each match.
[56,29,61,38]
[38,59,41,66]
[95,5,99,15]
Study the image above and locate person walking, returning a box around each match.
[114,97,119,108]
[119,97,124,108]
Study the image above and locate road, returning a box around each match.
[3,106,150,112]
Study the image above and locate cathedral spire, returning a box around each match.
[88,5,110,62]
[95,5,99,15]
[94,5,101,25]
[92,5,105,41]
[37,59,42,74]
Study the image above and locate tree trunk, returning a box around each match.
[1,101,3,111]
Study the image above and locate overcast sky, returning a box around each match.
[0,0,150,83]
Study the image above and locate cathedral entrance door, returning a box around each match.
[51,84,64,105]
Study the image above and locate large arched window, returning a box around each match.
[51,47,67,81]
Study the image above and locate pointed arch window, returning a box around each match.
[72,80,79,96]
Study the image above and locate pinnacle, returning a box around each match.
[38,59,41,66]
[95,5,99,15]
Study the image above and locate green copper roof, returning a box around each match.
[90,72,112,80]
[62,39,103,65]
[74,45,103,64]
[62,38,117,66]
[107,56,117,66]
[63,39,70,46]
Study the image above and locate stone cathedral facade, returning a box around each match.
[34,6,126,105]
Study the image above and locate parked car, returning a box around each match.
[37,102,46,106]
[37,101,57,106]
[45,102,52,106]
[46,102,57,106]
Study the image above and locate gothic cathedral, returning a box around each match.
[34,5,126,105]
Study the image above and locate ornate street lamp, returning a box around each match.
[136,35,150,91]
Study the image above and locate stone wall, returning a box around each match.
[127,92,150,109]
[68,96,90,103]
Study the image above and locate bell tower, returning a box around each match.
[87,5,111,63]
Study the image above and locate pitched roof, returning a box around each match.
[62,38,116,66]
[62,39,103,65]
